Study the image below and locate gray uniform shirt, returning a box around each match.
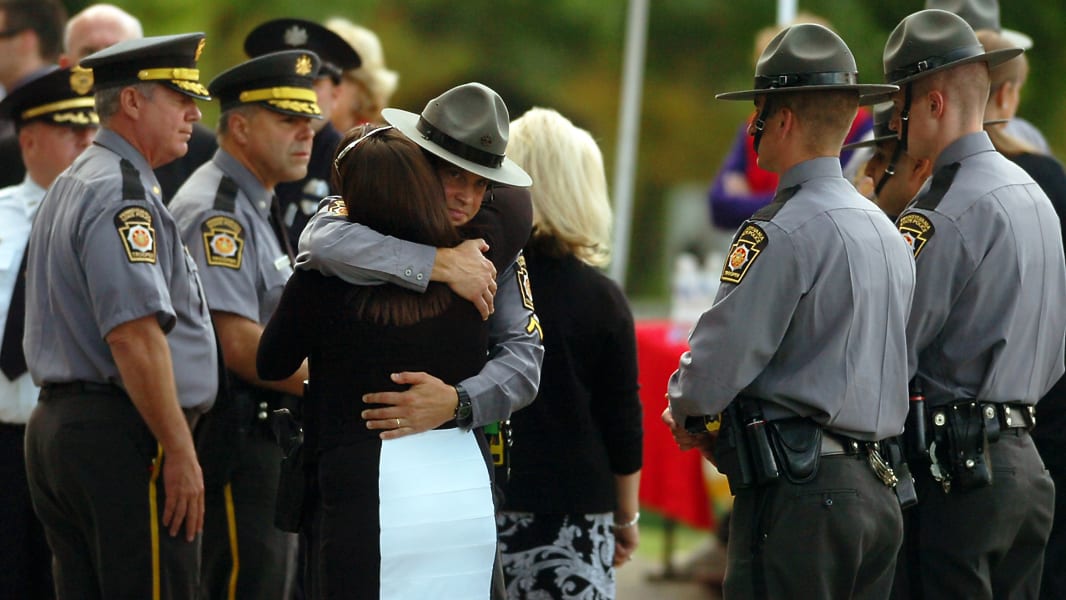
[669,157,915,441]
[24,128,218,410]
[169,149,292,325]
[898,131,1066,407]
[297,199,543,427]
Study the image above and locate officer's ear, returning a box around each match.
[228,110,251,145]
[927,90,946,120]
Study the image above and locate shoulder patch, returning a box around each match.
[897,212,935,258]
[114,206,156,263]
[721,223,768,285]
[201,215,245,269]
[515,254,535,311]
[326,197,348,217]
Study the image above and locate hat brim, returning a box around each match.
[889,47,1022,85]
[257,99,324,119]
[716,83,899,106]
[1001,29,1033,51]
[163,80,211,101]
[841,133,897,151]
[383,107,532,187]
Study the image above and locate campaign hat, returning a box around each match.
[925,0,1033,49]
[382,82,531,187]
[209,50,323,119]
[79,32,210,100]
[0,66,98,129]
[716,23,897,105]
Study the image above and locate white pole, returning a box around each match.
[778,0,798,25]
[607,0,649,286]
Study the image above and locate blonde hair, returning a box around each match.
[508,108,612,267]
[325,17,398,116]
[977,29,1038,156]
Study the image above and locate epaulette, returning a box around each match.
[119,159,145,201]
[914,162,960,211]
[212,175,239,213]
[750,185,800,221]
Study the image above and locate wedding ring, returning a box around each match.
[395,418,401,428]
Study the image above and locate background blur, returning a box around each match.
[64,0,1066,305]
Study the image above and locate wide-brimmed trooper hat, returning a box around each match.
[716,23,897,105]
[382,82,532,187]
[884,9,1022,85]
[925,0,1033,49]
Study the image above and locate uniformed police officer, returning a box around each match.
[21,33,217,599]
[243,18,361,248]
[168,49,321,600]
[845,102,933,220]
[883,10,1066,599]
[661,23,914,599]
[0,63,97,600]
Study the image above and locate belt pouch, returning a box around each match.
[715,407,756,493]
[767,418,821,484]
[935,402,993,490]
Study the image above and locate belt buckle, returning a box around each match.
[867,444,899,488]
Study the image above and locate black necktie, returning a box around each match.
[0,247,29,381]
[269,195,296,265]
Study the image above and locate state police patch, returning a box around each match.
[202,215,244,269]
[115,206,156,263]
[897,212,935,258]
[721,224,768,285]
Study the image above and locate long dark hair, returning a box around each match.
[331,124,459,325]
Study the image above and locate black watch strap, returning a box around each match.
[453,384,473,427]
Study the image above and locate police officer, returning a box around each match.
[243,18,361,248]
[846,102,933,220]
[0,64,97,600]
[168,49,321,600]
[883,10,1066,599]
[22,33,217,599]
[661,23,914,599]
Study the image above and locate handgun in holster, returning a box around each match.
[272,384,308,533]
[929,400,994,493]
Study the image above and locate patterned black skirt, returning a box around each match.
[496,512,616,599]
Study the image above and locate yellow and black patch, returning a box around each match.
[721,223,768,285]
[114,206,157,263]
[515,255,535,311]
[526,314,543,341]
[898,212,935,258]
[325,198,348,217]
[201,215,245,269]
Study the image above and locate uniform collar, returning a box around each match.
[92,128,162,199]
[212,148,273,218]
[778,156,843,191]
[17,176,47,216]
[934,131,994,172]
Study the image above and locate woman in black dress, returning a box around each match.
[257,125,499,599]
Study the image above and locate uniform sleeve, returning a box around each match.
[295,198,435,291]
[460,254,545,427]
[257,269,314,381]
[900,211,974,378]
[77,187,175,338]
[589,282,643,475]
[184,209,260,322]
[668,222,804,420]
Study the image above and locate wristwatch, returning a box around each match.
[453,384,473,427]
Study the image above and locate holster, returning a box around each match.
[715,399,780,493]
[930,401,994,491]
[273,389,309,533]
[767,418,821,484]
[487,420,512,481]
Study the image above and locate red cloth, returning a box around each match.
[636,320,713,530]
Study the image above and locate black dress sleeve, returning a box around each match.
[257,269,318,380]
[463,185,533,271]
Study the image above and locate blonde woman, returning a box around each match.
[496,108,642,600]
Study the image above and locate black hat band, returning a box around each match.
[755,71,858,90]
[887,44,985,83]
[416,116,504,169]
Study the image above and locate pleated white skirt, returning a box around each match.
[378,428,497,599]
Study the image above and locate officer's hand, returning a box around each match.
[661,407,718,463]
[613,523,640,567]
[362,372,457,440]
[433,239,497,320]
[161,448,205,542]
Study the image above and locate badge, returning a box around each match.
[898,212,935,258]
[284,25,309,47]
[325,198,348,217]
[115,206,156,263]
[295,54,313,76]
[201,215,244,269]
[721,223,768,285]
[69,66,93,96]
[515,254,535,311]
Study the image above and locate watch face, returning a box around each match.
[457,403,472,420]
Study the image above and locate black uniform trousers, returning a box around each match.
[24,385,200,600]
[724,454,903,600]
[902,431,1053,600]
[0,422,53,598]
[200,422,297,600]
